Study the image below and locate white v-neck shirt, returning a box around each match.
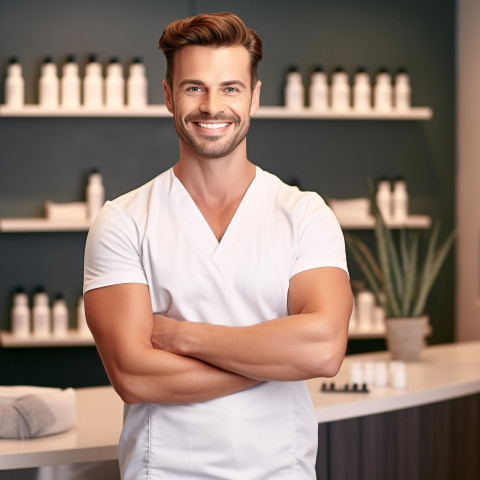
[84,166,348,480]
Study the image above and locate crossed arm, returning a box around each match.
[85,267,352,405]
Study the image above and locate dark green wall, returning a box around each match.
[0,0,455,387]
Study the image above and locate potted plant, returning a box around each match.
[344,181,456,360]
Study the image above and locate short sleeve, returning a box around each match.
[291,193,349,278]
[83,201,147,294]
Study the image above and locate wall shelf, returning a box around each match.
[338,214,432,230]
[0,214,431,233]
[0,104,433,120]
[0,330,94,347]
[0,218,91,232]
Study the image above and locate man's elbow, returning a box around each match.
[309,334,347,379]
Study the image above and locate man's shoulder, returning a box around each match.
[258,167,326,212]
[110,168,172,213]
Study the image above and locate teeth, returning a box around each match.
[197,122,229,129]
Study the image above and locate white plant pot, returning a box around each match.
[385,316,429,361]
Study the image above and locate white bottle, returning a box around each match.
[83,54,104,109]
[349,362,364,385]
[374,68,393,111]
[308,66,328,111]
[284,67,304,110]
[61,54,81,109]
[52,294,69,336]
[105,57,125,109]
[392,177,408,222]
[374,362,388,387]
[376,178,392,222]
[39,57,59,108]
[353,67,371,112]
[86,168,105,220]
[390,361,407,389]
[32,288,51,337]
[5,57,25,108]
[77,296,89,335]
[330,67,350,111]
[356,290,375,329]
[363,362,375,386]
[11,288,30,336]
[127,57,148,108]
[394,68,411,111]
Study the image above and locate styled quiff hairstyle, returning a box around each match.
[158,12,263,90]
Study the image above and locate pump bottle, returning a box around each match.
[376,178,392,222]
[83,54,103,109]
[87,168,105,220]
[284,67,304,110]
[5,57,25,108]
[392,177,409,222]
[127,57,148,108]
[374,68,393,111]
[39,57,59,108]
[330,67,350,111]
[105,57,125,108]
[308,66,328,111]
[11,287,30,336]
[353,67,371,112]
[52,293,69,336]
[32,288,51,337]
[61,54,81,109]
[394,68,411,111]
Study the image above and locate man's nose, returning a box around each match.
[199,91,224,115]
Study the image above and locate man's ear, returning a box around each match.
[163,79,174,113]
[250,80,261,116]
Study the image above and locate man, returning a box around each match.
[84,12,352,480]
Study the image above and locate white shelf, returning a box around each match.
[0,330,95,347]
[0,104,171,117]
[0,214,431,233]
[338,214,431,229]
[0,104,433,120]
[254,106,433,120]
[0,217,91,232]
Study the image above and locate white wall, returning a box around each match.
[456,0,480,340]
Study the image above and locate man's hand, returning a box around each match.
[151,314,184,353]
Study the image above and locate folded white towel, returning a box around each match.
[0,386,76,439]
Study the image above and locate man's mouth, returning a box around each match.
[196,122,231,129]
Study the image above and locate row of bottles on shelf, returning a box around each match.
[376,177,408,222]
[10,287,89,337]
[329,177,410,224]
[285,65,412,112]
[4,55,148,109]
[349,359,407,389]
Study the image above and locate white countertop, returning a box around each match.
[1,341,479,470]
[0,386,123,470]
[308,341,480,423]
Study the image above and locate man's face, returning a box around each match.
[164,45,261,159]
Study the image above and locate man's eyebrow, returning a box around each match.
[178,79,205,89]
[177,79,247,89]
[219,80,247,89]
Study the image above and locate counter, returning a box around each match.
[0,341,479,474]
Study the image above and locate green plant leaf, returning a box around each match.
[345,233,391,315]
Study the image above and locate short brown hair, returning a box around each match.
[158,12,263,90]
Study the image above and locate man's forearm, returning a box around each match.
[116,346,261,404]
[153,312,347,382]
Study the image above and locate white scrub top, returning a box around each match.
[84,166,348,480]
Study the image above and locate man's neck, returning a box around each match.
[173,141,256,205]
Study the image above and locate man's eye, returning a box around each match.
[224,87,239,94]
[186,86,203,93]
